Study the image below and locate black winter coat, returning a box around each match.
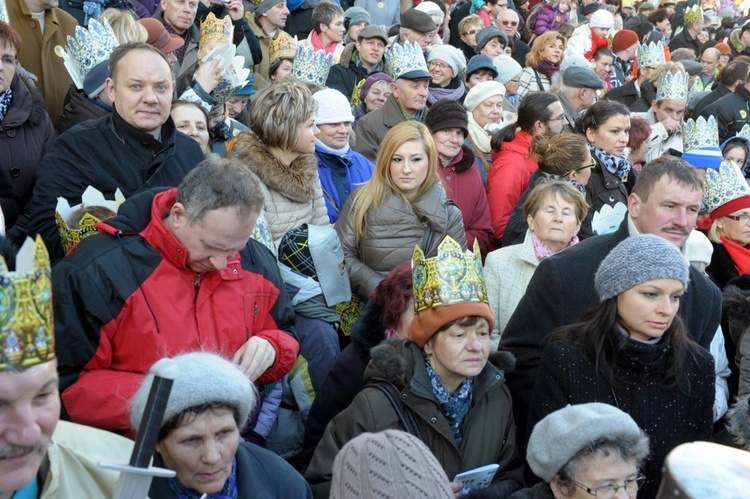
[699,85,750,143]
[325,43,373,101]
[58,85,110,134]
[691,84,732,119]
[603,79,650,112]
[668,28,703,58]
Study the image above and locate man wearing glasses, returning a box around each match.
[496,9,529,67]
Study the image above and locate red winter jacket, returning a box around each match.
[54,188,299,435]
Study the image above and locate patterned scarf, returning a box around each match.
[0,89,12,123]
[589,144,631,181]
[164,22,190,65]
[168,457,238,499]
[424,353,474,446]
[535,61,560,82]
[530,230,579,261]
[427,80,466,106]
[539,171,587,196]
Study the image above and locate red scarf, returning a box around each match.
[721,234,750,276]
[586,28,609,60]
[310,30,339,55]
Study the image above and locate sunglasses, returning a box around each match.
[501,20,519,26]
[462,29,479,36]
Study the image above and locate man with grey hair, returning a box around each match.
[558,66,605,131]
[53,156,300,436]
[390,8,436,53]
[496,9,529,67]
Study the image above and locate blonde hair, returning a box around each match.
[351,121,440,242]
[100,8,147,44]
[708,219,723,244]
[249,80,318,150]
[526,32,566,68]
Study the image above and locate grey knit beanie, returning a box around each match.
[330,430,453,499]
[130,352,256,432]
[594,234,689,302]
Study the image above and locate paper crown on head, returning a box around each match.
[55,186,125,254]
[200,44,250,104]
[637,40,666,68]
[386,42,430,80]
[291,45,334,86]
[703,162,750,218]
[200,12,234,48]
[411,237,488,314]
[683,116,719,152]
[0,0,9,23]
[656,69,688,102]
[54,18,119,90]
[0,236,53,373]
[684,4,704,24]
[269,30,297,65]
[737,124,750,139]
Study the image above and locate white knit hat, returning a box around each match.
[493,55,522,85]
[427,44,467,77]
[464,80,506,112]
[313,88,355,125]
[589,9,614,29]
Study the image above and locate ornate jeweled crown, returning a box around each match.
[412,237,487,314]
[0,236,53,373]
[385,42,428,80]
[200,12,234,48]
[55,186,125,254]
[54,19,119,90]
[684,5,704,25]
[656,69,688,102]
[269,30,297,65]
[703,161,750,214]
[683,116,719,152]
[637,40,665,68]
[291,45,334,87]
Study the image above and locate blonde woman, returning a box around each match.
[517,32,567,99]
[335,121,466,300]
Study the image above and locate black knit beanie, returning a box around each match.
[424,98,468,136]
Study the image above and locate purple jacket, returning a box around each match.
[534,3,570,35]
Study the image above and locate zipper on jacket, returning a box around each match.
[194,273,201,303]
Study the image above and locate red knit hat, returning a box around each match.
[612,30,639,53]
[715,42,732,56]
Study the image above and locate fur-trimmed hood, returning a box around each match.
[338,42,357,68]
[350,299,391,362]
[229,131,321,202]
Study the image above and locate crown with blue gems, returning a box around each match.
[411,237,487,314]
[0,236,53,373]
[291,45,334,87]
[385,41,428,80]
[55,186,124,255]
[200,12,234,48]
[703,161,750,214]
[684,4,704,25]
[683,116,719,152]
[656,69,688,102]
[637,40,665,68]
[54,19,119,90]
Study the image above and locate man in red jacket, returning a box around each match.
[53,156,300,435]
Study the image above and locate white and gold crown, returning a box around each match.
[683,116,719,152]
[703,162,750,214]
[411,237,487,314]
[637,40,665,68]
[291,45,334,87]
[0,237,53,373]
[55,186,125,254]
[54,19,119,90]
[1,0,9,24]
[656,69,688,102]
[385,42,428,80]
[684,5,704,25]
[200,12,234,48]
[269,31,297,65]
[200,44,250,105]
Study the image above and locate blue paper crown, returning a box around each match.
[386,42,429,80]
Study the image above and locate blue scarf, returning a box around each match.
[168,457,238,499]
[424,353,474,445]
[0,89,12,123]
[589,144,631,181]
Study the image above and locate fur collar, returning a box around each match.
[444,145,476,174]
[351,300,390,361]
[339,42,356,68]
[229,131,321,202]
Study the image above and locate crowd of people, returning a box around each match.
[5,0,750,497]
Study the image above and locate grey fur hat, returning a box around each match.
[594,234,689,302]
[130,352,256,432]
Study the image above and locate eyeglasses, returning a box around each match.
[575,160,596,171]
[462,29,479,36]
[570,475,645,498]
[501,20,519,26]
[547,114,566,122]
[428,61,450,70]
[725,213,750,223]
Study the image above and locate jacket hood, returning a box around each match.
[339,42,356,68]
[230,131,321,202]
[720,135,750,174]
[350,299,390,361]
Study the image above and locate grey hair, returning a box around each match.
[176,154,264,224]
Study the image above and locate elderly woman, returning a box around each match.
[427,45,467,106]
[229,80,329,246]
[131,352,312,498]
[485,180,586,349]
[313,88,374,223]
[517,32,567,99]
[510,403,650,499]
[171,101,210,156]
[425,99,493,256]
[352,72,392,124]
[335,121,466,300]
[306,237,525,497]
[458,14,484,61]
[528,235,715,498]
[464,81,507,185]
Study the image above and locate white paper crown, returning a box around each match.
[385,42,428,80]
[656,70,688,102]
[54,19,119,90]
[200,44,250,105]
[683,116,719,152]
[55,186,125,253]
[0,0,9,24]
[637,40,665,68]
[291,45,334,87]
[703,162,750,214]
[737,124,750,139]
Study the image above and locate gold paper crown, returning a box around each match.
[704,162,750,214]
[637,40,665,68]
[683,116,719,152]
[411,237,488,314]
[200,12,234,48]
[0,236,54,373]
[684,5,704,25]
[55,186,125,254]
[656,69,688,102]
[269,31,297,65]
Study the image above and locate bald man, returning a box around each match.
[697,47,721,91]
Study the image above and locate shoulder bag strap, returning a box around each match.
[534,69,545,91]
[467,135,491,173]
[367,381,424,442]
